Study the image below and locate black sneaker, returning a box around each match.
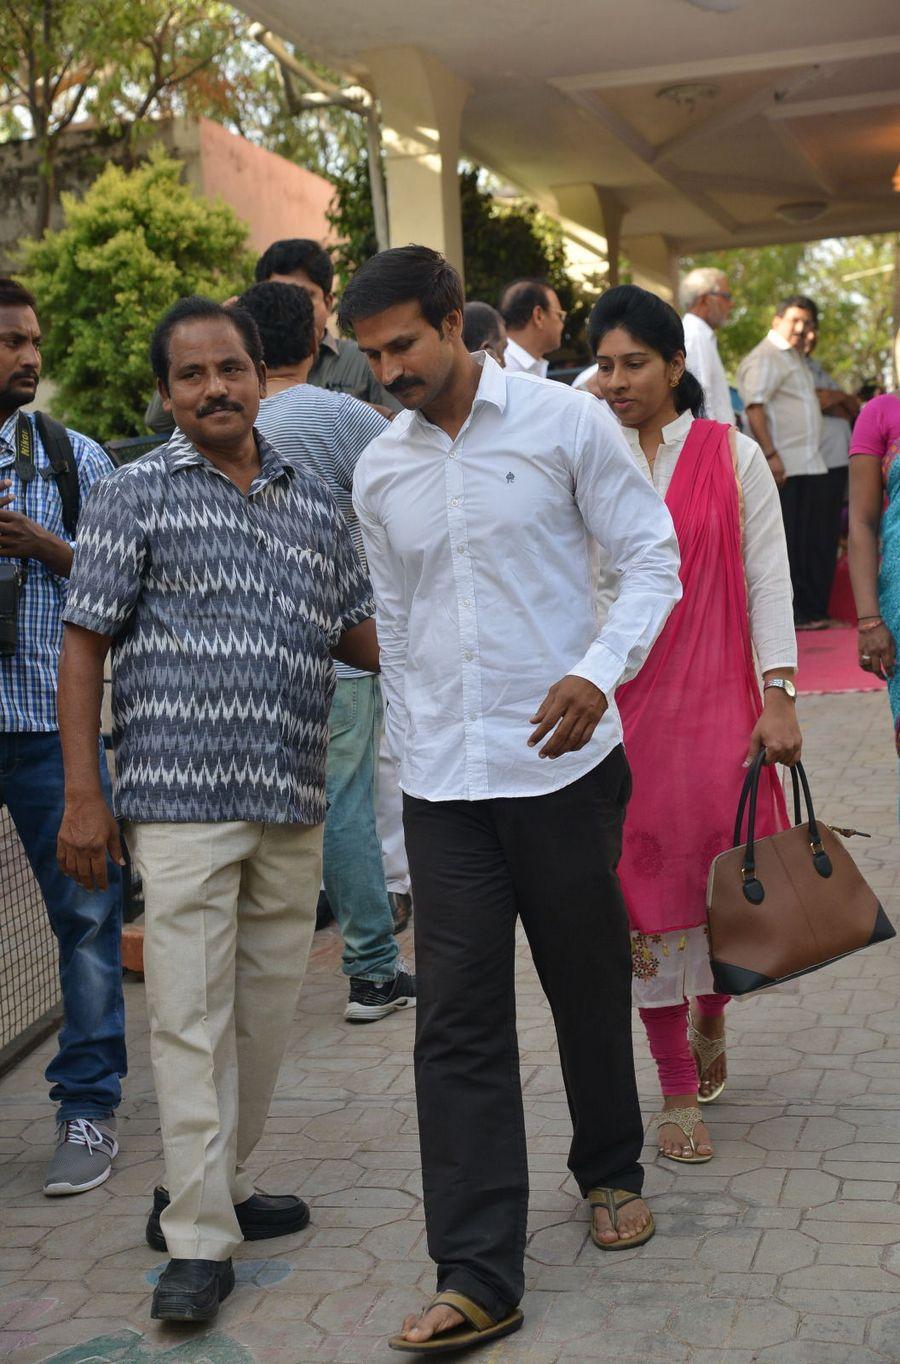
[150,1257,235,1322]
[344,963,416,1022]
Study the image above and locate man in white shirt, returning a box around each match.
[737,295,826,628]
[680,267,735,426]
[498,278,566,377]
[341,245,682,1351]
[803,324,859,623]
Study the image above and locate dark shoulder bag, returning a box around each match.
[32,411,80,536]
[706,751,893,995]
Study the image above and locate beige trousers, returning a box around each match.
[126,820,323,1260]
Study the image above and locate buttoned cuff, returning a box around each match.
[568,640,626,700]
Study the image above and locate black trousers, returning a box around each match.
[779,472,834,623]
[402,746,643,1319]
[808,466,848,620]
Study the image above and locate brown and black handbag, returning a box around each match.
[706,751,894,995]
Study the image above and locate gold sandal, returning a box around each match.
[588,1187,655,1251]
[655,1106,713,1164]
[689,1021,726,1104]
[388,1291,524,1354]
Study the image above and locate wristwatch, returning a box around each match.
[764,678,797,700]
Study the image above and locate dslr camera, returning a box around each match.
[0,563,23,658]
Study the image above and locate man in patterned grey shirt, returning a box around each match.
[56,296,377,1324]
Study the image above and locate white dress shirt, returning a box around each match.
[503,335,549,378]
[682,312,734,426]
[805,355,851,470]
[736,331,824,477]
[353,354,682,803]
[592,409,797,674]
[572,362,598,390]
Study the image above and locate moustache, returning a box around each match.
[385,376,422,396]
[9,371,38,386]
[196,399,244,418]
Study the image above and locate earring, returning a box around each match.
[670,375,680,388]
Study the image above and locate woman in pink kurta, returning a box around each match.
[588,286,801,1163]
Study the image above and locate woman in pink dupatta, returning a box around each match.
[589,286,801,1164]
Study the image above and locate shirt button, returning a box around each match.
[457,544,467,555]
[450,497,460,507]
[462,599,472,608]
[464,650,474,661]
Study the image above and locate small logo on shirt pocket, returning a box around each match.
[505,472,515,484]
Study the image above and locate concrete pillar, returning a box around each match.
[626,233,679,302]
[551,183,621,286]
[364,47,470,278]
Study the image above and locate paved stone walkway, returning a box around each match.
[1,691,898,1363]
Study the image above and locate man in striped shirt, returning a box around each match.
[236,281,416,1022]
[0,278,124,1195]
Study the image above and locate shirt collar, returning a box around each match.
[0,410,21,460]
[766,328,793,352]
[318,330,340,357]
[388,351,508,441]
[505,336,547,375]
[163,425,293,483]
[684,311,713,338]
[621,408,693,451]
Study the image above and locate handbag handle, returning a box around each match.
[732,751,831,904]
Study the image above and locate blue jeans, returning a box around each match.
[324,677,399,982]
[0,732,125,1119]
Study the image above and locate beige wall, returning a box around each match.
[196,119,335,253]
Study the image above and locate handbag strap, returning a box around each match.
[733,753,830,902]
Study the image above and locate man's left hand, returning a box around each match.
[528,675,608,759]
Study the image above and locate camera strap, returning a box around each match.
[14,411,80,537]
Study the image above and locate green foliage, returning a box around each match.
[325,152,380,286]
[17,149,254,441]
[683,234,896,387]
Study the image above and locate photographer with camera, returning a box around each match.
[0,278,124,1195]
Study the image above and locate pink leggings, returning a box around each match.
[639,994,730,1097]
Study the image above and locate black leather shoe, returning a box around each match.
[146,1186,311,1252]
[150,1258,235,1322]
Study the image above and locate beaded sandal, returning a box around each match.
[655,1106,713,1164]
[689,1021,727,1104]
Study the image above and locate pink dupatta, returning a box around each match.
[616,418,788,935]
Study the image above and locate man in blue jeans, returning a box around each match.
[237,281,415,1021]
[0,277,124,1192]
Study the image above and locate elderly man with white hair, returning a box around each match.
[680,267,735,426]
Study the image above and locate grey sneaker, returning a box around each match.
[43,1116,118,1196]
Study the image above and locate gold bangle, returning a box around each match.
[858,618,884,633]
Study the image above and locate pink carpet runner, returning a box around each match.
[796,626,887,697]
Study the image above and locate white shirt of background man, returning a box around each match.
[682,311,734,426]
[503,335,549,378]
[352,352,682,804]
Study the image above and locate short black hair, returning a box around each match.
[588,284,705,419]
[149,296,263,386]
[498,278,552,330]
[0,278,37,311]
[462,301,504,352]
[255,239,334,294]
[233,282,316,370]
[338,245,464,332]
[776,293,818,324]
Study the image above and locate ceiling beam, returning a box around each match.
[768,88,900,120]
[679,203,900,253]
[768,118,839,197]
[653,64,832,164]
[677,170,822,199]
[552,34,900,93]
[567,89,740,234]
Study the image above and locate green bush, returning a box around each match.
[18,149,255,442]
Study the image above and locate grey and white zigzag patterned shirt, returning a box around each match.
[64,428,374,825]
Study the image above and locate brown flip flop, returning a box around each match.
[388,1289,524,1354]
